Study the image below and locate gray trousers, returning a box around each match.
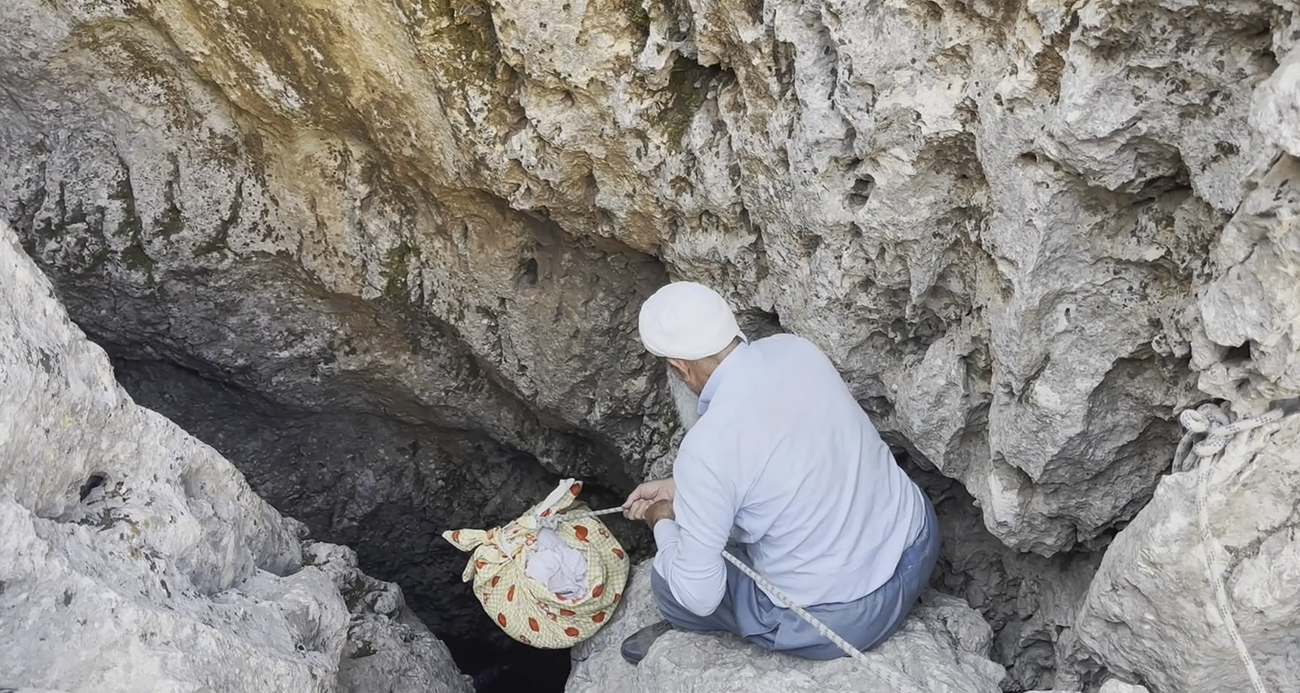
[650,494,941,660]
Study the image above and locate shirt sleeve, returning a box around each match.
[651,446,735,617]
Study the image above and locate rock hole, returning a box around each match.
[79,474,107,501]
[847,175,875,209]
[736,308,785,340]
[1256,38,1279,74]
[1235,377,1255,398]
[518,257,539,285]
[1224,341,1252,362]
[108,355,649,693]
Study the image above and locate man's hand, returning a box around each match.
[642,499,675,528]
[622,478,676,521]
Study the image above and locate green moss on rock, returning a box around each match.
[193,183,242,257]
[109,168,157,281]
[157,157,184,238]
[109,173,144,240]
[383,241,416,301]
[120,242,156,278]
[399,0,501,89]
[662,61,712,150]
[623,0,651,35]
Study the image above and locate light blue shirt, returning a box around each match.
[653,334,926,616]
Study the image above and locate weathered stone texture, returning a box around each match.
[1075,410,1300,693]
[2,0,1299,689]
[5,0,1295,560]
[0,221,472,693]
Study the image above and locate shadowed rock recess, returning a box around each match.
[1,222,474,693]
[2,0,1299,691]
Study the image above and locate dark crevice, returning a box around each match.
[78,474,107,502]
[11,205,660,691]
[736,307,785,341]
[1223,341,1252,362]
[14,167,665,689]
[848,174,876,209]
[899,452,1109,691]
[106,353,648,692]
[517,256,540,285]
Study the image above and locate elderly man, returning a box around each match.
[619,281,939,664]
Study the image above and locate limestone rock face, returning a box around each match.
[1186,147,1300,413]
[4,0,1298,562]
[0,222,471,693]
[3,0,1300,686]
[1074,409,1300,693]
[565,562,1007,693]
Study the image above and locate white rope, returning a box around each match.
[1175,404,1283,469]
[720,547,874,666]
[1175,402,1283,693]
[539,506,625,529]
[545,506,872,663]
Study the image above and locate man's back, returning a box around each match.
[671,333,925,608]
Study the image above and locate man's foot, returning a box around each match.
[620,620,674,665]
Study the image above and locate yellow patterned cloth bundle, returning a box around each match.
[442,479,630,648]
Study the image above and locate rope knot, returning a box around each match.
[1176,403,1284,464]
[1178,408,1212,433]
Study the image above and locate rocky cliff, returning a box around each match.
[2,0,1299,690]
[0,220,472,693]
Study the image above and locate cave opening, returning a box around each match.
[95,347,1113,693]
[4,253,1104,693]
[106,353,652,693]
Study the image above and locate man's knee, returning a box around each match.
[649,566,698,628]
[650,566,736,633]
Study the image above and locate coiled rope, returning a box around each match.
[1173,402,1285,693]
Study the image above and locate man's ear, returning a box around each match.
[666,358,690,379]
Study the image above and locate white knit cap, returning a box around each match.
[638,282,744,360]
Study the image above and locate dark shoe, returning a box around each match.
[620,620,674,665]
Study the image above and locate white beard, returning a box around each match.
[667,366,702,432]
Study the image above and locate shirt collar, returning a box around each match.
[697,340,749,416]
